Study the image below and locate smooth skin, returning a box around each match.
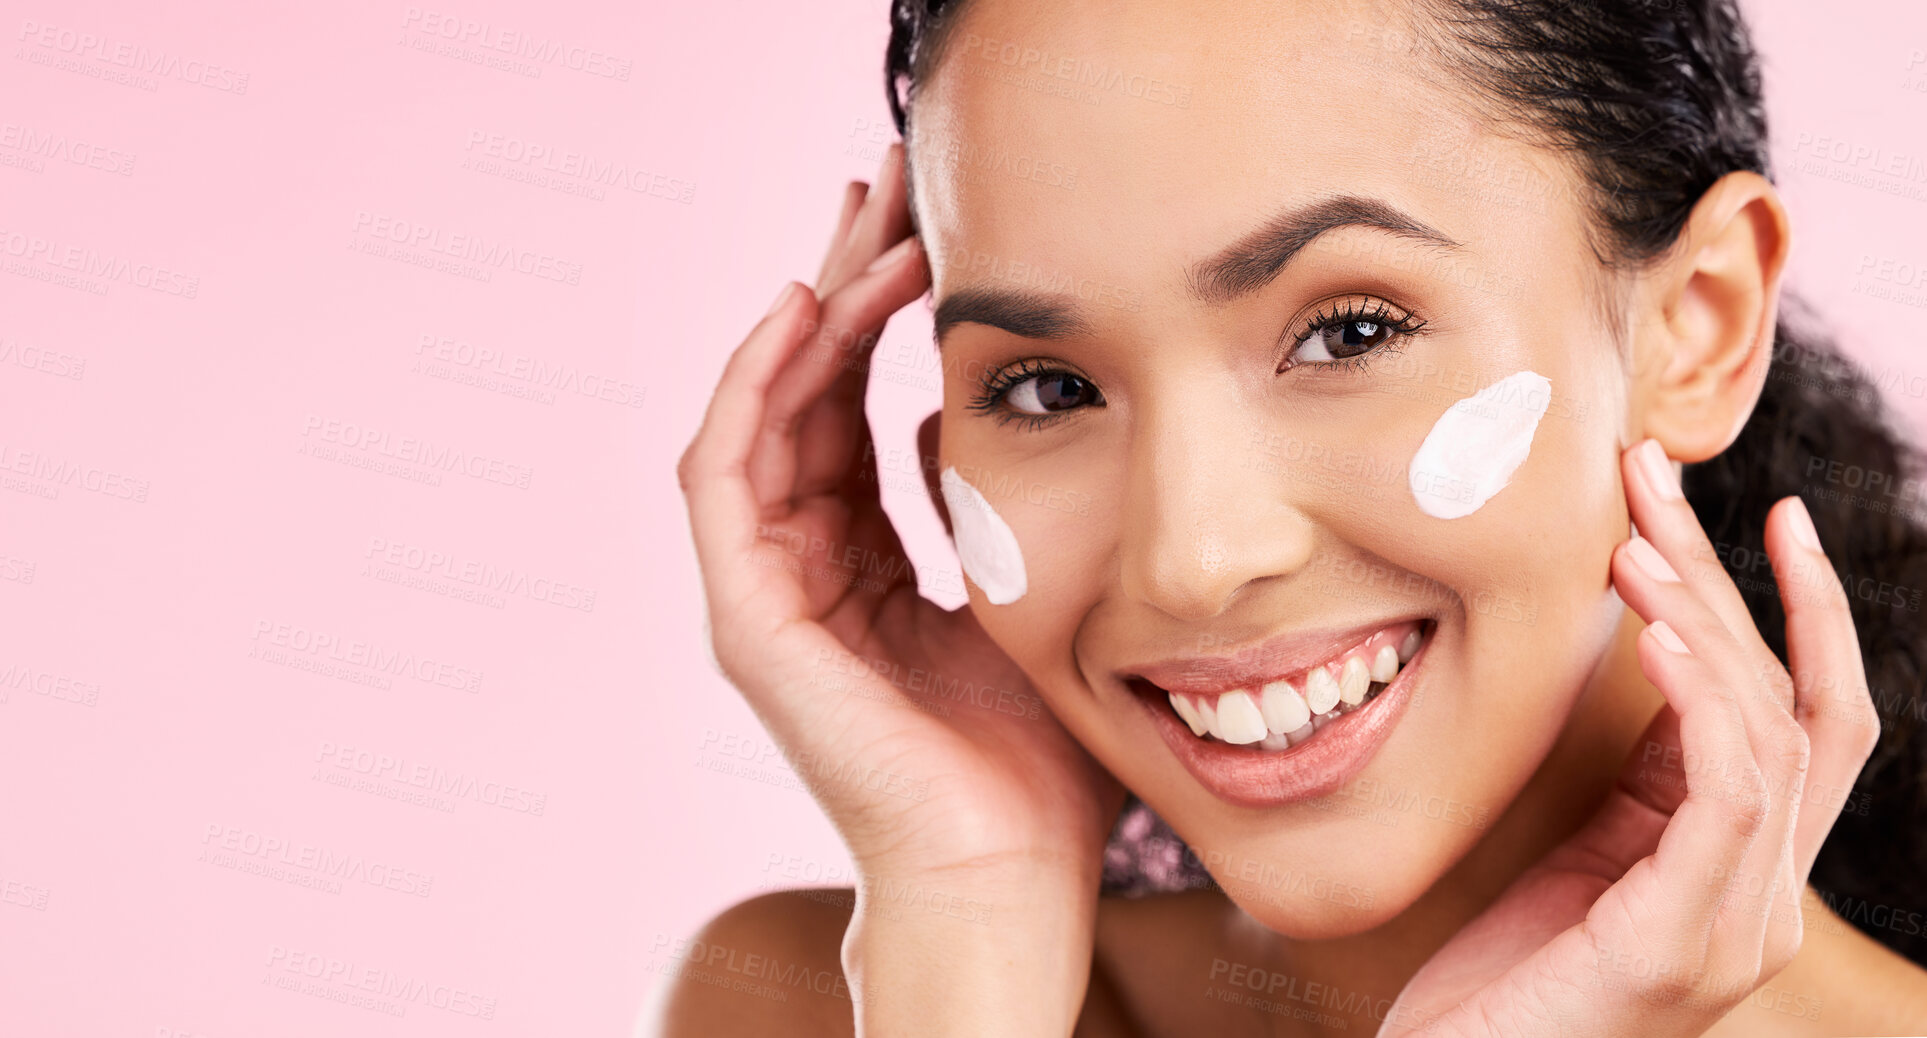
[664,2,1927,1033]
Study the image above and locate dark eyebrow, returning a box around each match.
[1187,194,1463,304]
[930,194,1462,347]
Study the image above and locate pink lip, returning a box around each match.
[1124,617,1426,695]
[1128,619,1435,808]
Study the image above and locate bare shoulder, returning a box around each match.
[652,887,861,1038]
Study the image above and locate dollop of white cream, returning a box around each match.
[1408,370,1552,519]
[939,466,1028,604]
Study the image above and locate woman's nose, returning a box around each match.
[1115,401,1318,622]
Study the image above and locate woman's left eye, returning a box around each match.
[1282,298,1427,372]
[1296,319,1396,362]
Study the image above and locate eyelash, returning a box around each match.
[966,296,1429,429]
[1281,297,1430,375]
[967,357,1087,430]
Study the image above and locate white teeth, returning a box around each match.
[1338,656,1371,706]
[1162,625,1427,749]
[1303,666,1341,715]
[1398,628,1422,663]
[1168,692,1207,737]
[1370,644,1399,683]
[1259,679,1310,734]
[1215,690,1268,745]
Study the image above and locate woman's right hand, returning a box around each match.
[677,142,1124,901]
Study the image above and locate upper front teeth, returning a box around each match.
[1215,690,1268,744]
[1259,678,1310,734]
[1337,656,1370,706]
[1303,666,1340,714]
[1163,623,1424,747]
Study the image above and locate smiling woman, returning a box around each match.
[665,0,1927,1035]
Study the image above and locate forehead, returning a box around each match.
[910,0,1585,304]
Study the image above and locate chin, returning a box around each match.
[1183,813,1470,939]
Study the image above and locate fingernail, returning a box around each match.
[1635,439,1683,501]
[765,281,797,317]
[1787,496,1823,552]
[1647,620,1691,655]
[864,237,918,276]
[1626,536,1681,582]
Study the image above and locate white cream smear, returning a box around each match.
[939,466,1028,604]
[1408,370,1552,519]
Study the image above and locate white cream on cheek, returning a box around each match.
[1408,370,1553,519]
[939,466,1028,604]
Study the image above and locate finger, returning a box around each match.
[819,141,912,297]
[1612,535,1804,950]
[1621,438,1814,920]
[1765,495,1881,878]
[679,283,816,616]
[1623,438,1782,698]
[749,236,929,509]
[1618,621,1779,981]
[815,180,870,290]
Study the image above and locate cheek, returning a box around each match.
[1407,370,1551,520]
[939,466,1029,605]
[937,459,1109,675]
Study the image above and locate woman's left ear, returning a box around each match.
[1633,170,1793,463]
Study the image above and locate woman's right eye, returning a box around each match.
[968,361,1106,427]
[1005,371,1102,415]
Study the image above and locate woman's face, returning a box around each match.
[917,0,1636,934]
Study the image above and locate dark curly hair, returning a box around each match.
[885,0,1927,965]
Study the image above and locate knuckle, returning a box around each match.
[1852,699,1884,758]
[1699,960,1763,1007]
[677,435,709,494]
[1725,769,1772,836]
[1768,714,1813,773]
[1766,918,1805,973]
[1638,968,1702,1008]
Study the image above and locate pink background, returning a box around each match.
[0,1,1922,1034]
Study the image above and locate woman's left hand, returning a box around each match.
[1379,438,1882,1038]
